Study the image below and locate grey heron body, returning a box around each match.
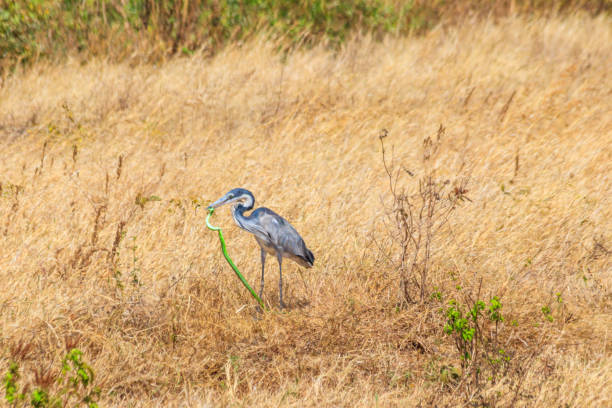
[208,188,314,308]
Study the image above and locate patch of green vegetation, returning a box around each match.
[443,295,514,391]
[3,348,100,407]
[0,0,429,72]
[2,0,608,73]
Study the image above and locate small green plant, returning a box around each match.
[430,290,443,301]
[29,389,50,408]
[3,348,100,408]
[444,299,477,362]
[541,305,554,322]
[443,293,515,399]
[59,349,100,407]
[4,362,25,404]
[540,292,566,324]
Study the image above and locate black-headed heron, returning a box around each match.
[208,188,314,309]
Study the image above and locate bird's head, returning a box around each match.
[207,188,254,210]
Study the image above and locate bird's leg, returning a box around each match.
[259,248,266,300]
[277,253,285,309]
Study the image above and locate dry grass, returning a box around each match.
[1,14,611,407]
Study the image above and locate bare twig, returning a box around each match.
[379,128,468,304]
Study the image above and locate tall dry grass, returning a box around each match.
[1,14,611,407]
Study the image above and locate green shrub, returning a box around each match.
[442,295,515,400]
[2,0,608,73]
[0,0,425,72]
[3,348,100,408]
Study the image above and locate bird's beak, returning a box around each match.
[207,195,229,210]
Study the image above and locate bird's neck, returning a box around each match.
[231,204,253,232]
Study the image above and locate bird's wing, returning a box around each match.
[245,218,274,242]
[256,210,285,242]
[258,210,308,252]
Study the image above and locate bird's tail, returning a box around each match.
[304,248,315,267]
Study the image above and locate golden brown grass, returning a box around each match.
[1,14,611,407]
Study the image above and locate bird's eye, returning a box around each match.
[228,194,234,199]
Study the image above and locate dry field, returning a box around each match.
[1,14,611,407]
